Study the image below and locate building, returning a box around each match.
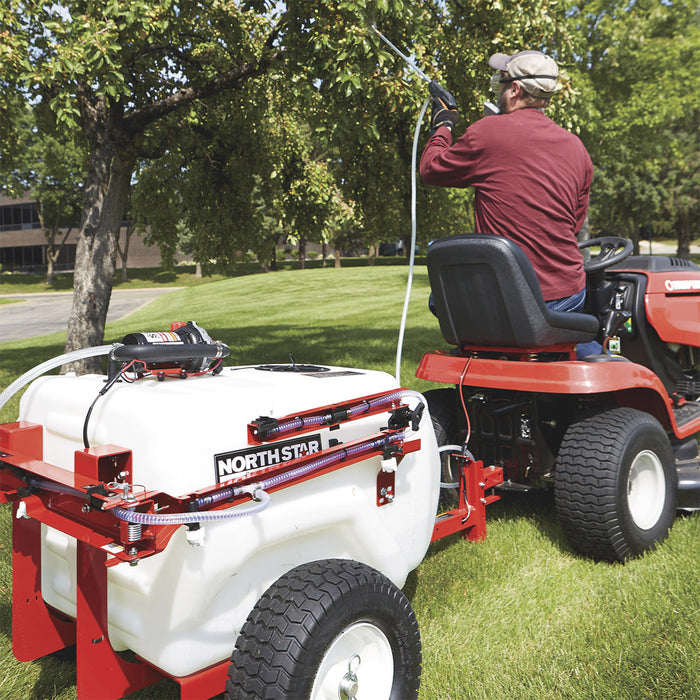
[0,194,163,272]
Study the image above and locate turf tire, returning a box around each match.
[554,407,676,562]
[424,388,461,511]
[225,558,421,700]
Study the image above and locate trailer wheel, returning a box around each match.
[424,388,461,511]
[554,407,677,562]
[225,559,421,700]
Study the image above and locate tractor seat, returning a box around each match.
[427,234,600,349]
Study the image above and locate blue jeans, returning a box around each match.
[545,290,602,358]
[545,288,586,313]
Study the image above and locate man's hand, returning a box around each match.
[429,81,459,134]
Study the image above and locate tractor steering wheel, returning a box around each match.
[579,236,633,273]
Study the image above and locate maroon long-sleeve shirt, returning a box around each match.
[420,109,593,300]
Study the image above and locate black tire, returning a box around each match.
[226,559,421,700]
[554,407,677,562]
[424,388,461,511]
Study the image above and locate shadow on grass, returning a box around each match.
[489,489,575,555]
[417,488,578,571]
[0,272,74,292]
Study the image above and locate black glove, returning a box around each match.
[429,80,459,134]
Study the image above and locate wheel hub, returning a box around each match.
[311,622,393,700]
[627,449,666,530]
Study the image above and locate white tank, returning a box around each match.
[20,364,440,677]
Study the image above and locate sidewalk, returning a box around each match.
[0,287,182,342]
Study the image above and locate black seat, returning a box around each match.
[427,234,600,349]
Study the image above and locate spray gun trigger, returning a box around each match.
[429,81,457,110]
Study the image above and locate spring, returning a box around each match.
[127,521,142,542]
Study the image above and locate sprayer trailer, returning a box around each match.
[0,323,505,700]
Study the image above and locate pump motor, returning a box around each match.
[113,321,229,375]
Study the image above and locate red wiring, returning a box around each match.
[458,357,472,446]
[188,358,223,377]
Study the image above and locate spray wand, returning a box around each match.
[369,24,457,110]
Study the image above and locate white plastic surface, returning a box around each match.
[20,364,440,677]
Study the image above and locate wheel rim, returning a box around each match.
[311,621,394,700]
[627,449,666,530]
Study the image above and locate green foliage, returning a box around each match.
[575,0,700,248]
[2,0,697,330]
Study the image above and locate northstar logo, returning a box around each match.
[215,434,322,482]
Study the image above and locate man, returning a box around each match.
[420,50,593,313]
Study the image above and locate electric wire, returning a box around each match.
[82,360,139,448]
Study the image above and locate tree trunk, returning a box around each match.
[368,244,376,266]
[629,220,640,256]
[298,236,306,270]
[63,141,135,374]
[46,255,55,287]
[334,247,341,268]
[45,227,72,286]
[270,237,278,271]
[119,219,135,282]
[577,213,591,242]
[676,212,691,259]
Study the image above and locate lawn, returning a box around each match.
[0,266,698,700]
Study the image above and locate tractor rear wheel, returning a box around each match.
[424,388,461,511]
[226,559,421,700]
[554,407,677,562]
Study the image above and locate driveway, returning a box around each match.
[0,288,181,342]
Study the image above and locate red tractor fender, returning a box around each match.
[416,351,698,439]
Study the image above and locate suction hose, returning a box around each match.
[0,345,115,414]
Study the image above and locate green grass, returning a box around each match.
[1,266,699,700]
[0,256,421,295]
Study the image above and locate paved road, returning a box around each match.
[0,288,181,342]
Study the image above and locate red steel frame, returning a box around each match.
[431,455,503,543]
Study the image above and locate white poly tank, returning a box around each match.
[20,364,440,677]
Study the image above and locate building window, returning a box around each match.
[0,203,41,232]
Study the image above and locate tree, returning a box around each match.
[1,0,285,371]
[573,0,700,254]
[0,104,85,285]
[1,0,583,374]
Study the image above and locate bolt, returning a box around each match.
[81,504,91,514]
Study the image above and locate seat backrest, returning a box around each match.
[427,234,599,348]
